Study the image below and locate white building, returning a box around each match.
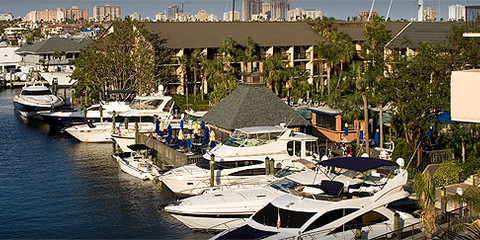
[0,47,21,72]
[287,8,321,21]
[449,4,465,21]
[209,14,218,22]
[93,5,121,22]
[155,13,167,22]
[0,12,14,21]
[223,11,240,21]
[129,12,141,21]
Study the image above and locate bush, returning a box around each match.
[391,138,413,163]
[461,157,480,177]
[432,160,462,187]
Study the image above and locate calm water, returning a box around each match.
[0,89,209,239]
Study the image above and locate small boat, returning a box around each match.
[13,81,64,118]
[112,144,162,180]
[64,121,155,143]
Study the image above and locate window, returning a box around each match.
[228,168,266,176]
[252,203,316,229]
[287,141,301,157]
[329,211,388,234]
[21,90,52,96]
[66,53,73,58]
[304,208,357,232]
[195,159,263,170]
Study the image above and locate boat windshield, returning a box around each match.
[252,203,315,228]
[270,178,300,193]
[21,90,51,96]
[223,130,282,147]
[130,99,164,110]
[195,159,263,170]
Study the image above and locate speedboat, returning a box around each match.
[161,126,320,196]
[64,121,155,143]
[213,157,421,240]
[13,81,64,118]
[112,144,162,180]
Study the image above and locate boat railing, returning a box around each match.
[206,218,248,234]
[279,222,396,240]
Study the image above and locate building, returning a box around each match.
[167,6,182,20]
[93,5,121,22]
[196,10,209,22]
[0,47,22,72]
[25,9,63,22]
[261,1,272,18]
[129,12,141,21]
[308,106,364,143]
[242,0,262,21]
[176,13,193,22]
[251,13,268,21]
[15,35,91,72]
[143,22,323,94]
[270,0,289,20]
[0,12,14,21]
[223,11,240,21]
[424,7,437,21]
[155,13,167,22]
[359,10,378,21]
[449,4,465,21]
[57,6,89,21]
[287,8,321,21]
[209,14,218,22]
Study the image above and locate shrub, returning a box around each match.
[432,160,462,187]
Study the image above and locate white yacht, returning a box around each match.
[213,157,420,240]
[65,121,155,143]
[161,126,319,196]
[13,81,64,118]
[112,144,162,180]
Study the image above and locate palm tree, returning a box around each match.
[352,62,371,154]
[264,54,287,96]
[413,172,437,240]
[189,49,205,98]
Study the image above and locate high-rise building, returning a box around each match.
[449,4,465,21]
[424,7,437,21]
[93,5,121,21]
[270,0,289,20]
[155,13,167,22]
[129,12,141,21]
[223,11,240,21]
[0,12,13,21]
[209,14,218,22]
[261,1,272,19]
[167,6,182,20]
[196,10,209,22]
[242,0,261,21]
[287,8,321,21]
[25,9,63,22]
[58,6,89,21]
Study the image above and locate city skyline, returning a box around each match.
[2,0,480,21]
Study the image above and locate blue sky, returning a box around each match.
[1,0,478,20]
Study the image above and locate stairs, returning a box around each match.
[463,174,480,187]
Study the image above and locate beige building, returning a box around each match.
[223,11,240,21]
[93,4,121,22]
[196,10,209,22]
[26,9,63,22]
[424,7,437,21]
[58,6,89,21]
[155,13,167,22]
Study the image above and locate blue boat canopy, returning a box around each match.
[318,157,399,172]
[107,90,135,95]
[438,112,451,123]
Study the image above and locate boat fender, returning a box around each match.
[115,127,121,136]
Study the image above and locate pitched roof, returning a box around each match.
[16,36,91,54]
[202,84,311,130]
[143,22,323,49]
[336,21,409,42]
[386,22,456,49]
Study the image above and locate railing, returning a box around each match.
[417,149,449,173]
[370,222,423,240]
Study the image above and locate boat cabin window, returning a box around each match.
[130,99,163,110]
[252,203,315,228]
[304,208,357,232]
[21,90,51,96]
[195,159,263,170]
[270,179,300,193]
[329,210,388,234]
[163,99,173,112]
[223,130,283,147]
[228,168,266,176]
[287,141,302,157]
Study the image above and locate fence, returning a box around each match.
[417,149,450,173]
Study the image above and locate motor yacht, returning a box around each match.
[213,157,420,240]
[161,126,320,196]
[112,144,162,180]
[13,81,64,118]
[64,121,155,143]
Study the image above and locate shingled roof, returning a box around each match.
[202,84,311,130]
[386,22,456,49]
[16,36,91,55]
[143,22,323,49]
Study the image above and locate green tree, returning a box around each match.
[264,54,289,96]
[414,172,437,240]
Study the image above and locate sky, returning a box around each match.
[1,0,479,21]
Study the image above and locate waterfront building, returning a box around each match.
[0,12,14,21]
[196,10,209,22]
[93,5,121,22]
[287,8,321,21]
[242,0,262,21]
[143,22,322,94]
[223,11,240,21]
[3,27,26,44]
[167,6,182,20]
[0,47,22,72]
[155,13,167,22]
[270,0,289,20]
[176,13,194,22]
[449,4,465,21]
[15,35,91,72]
[25,9,63,23]
[424,7,437,21]
[209,14,218,22]
[57,6,89,21]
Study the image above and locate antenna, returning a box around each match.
[232,0,236,21]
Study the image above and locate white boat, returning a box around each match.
[64,121,155,143]
[13,81,64,118]
[213,157,421,240]
[112,144,162,180]
[161,126,320,196]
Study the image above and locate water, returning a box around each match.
[0,89,209,239]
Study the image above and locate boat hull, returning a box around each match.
[111,135,135,152]
[113,153,156,180]
[65,125,114,143]
[167,211,250,231]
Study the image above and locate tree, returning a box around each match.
[264,54,289,96]
[414,172,437,240]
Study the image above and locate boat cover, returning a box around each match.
[127,144,150,151]
[318,157,398,172]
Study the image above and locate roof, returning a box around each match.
[236,126,285,134]
[308,106,341,116]
[143,22,323,49]
[336,21,409,42]
[16,36,91,55]
[386,22,456,49]
[202,84,311,130]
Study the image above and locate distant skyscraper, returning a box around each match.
[58,6,89,21]
[25,9,63,22]
[0,12,13,21]
[242,0,261,21]
[449,4,465,21]
[93,5,121,22]
[167,6,182,20]
[270,0,289,20]
[155,13,167,22]
[223,11,240,21]
[261,1,272,19]
[287,8,321,21]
